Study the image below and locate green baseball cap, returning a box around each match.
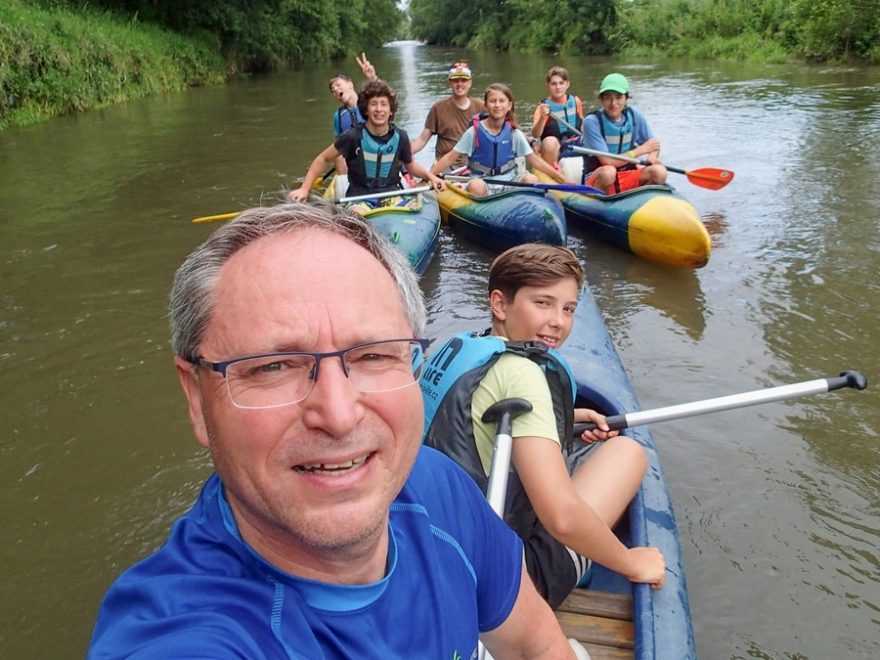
[599,73,629,95]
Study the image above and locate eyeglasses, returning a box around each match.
[192,339,431,410]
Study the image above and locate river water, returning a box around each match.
[1,43,877,658]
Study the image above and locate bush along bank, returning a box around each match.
[0,1,226,131]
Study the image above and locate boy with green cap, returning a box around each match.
[581,73,668,194]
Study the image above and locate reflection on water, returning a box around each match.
[625,260,707,342]
[699,209,729,243]
[1,47,878,659]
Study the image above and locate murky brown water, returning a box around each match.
[1,44,877,658]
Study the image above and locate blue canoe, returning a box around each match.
[436,183,567,252]
[534,171,710,269]
[556,285,695,657]
[325,178,441,275]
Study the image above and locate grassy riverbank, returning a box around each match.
[0,0,225,131]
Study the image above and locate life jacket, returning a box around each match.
[420,331,576,539]
[348,124,403,193]
[582,108,638,176]
[539,94,583,143]
[467,114,518,177]
[334,105,363,137]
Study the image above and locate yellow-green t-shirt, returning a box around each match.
[470,351,561,476]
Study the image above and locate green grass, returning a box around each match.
[0,0,225,130]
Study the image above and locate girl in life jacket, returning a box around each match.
[430,83,574,197]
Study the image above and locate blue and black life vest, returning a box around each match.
[420,331,576,538]
[539,94,583,143]
[348,125,403,193]
[334,105,363,136]
[467,115,517,177]
[582,108,638,176]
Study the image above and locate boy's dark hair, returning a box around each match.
[357,79,398,120]
[488,244,584,301]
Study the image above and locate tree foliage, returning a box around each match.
[410,0,878,62]
[409,0,616,53]
[53,0,403,72]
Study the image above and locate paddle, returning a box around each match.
[570,146,733,191]
[481,398,534,515]
[444,174,605,197]
[549,113,734,191]
[192,211,239,224]
[573,370,867,436]
[313,165,336,189]
[191,166,337,224]
[338,185,432,204]
[475,397,533,660]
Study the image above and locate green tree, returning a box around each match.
[73,0,402,70]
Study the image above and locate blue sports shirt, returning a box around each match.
[89,446,523,659]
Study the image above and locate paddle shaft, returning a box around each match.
[571,145,687,173]
[554,114,733,188]
[192,211,239,224]
[482,398,533,515]
[191,166,337,223]
[444,175,604,196]
[574,371,867,435]
[339,185,431,204]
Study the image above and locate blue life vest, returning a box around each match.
[420,331,576,538]
[334,105,363,136]
[467,115,517,177]
[539,94,583,143]
[349,125,403,193]
[582,108,637,176]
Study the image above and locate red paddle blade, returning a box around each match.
[686,167,734,190]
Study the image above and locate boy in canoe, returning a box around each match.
[420,244,666,607]
[581,73,668,194]
[531,66,585,177]
[429,83,572,196]
[329,53,376,137]
[410,61,486,166]
[326,53,377,193]
[288,79,445,213]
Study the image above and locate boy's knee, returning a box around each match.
[644,165,667,184]
[614,435,648,475]
[595,165,616,186]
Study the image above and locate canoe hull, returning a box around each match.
[325,179,440,274]
[561,286,695,658]
[359,195,441,275]
[437,184,567,252]
[536,171,710,268]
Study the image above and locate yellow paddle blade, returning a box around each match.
[191,211,240,224]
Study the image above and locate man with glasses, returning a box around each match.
[88,203,576,658]
[411,61,486,167]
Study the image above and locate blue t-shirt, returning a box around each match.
[88,447,522,659]
[333,105,364,136]
[582,106,653,164]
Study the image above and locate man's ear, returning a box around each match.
[174,357,210,449]
[489,289,507,321]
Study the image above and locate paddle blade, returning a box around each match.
[685,167,734,190]
[192,211,240,224]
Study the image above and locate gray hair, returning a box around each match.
[169,202,426,360]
